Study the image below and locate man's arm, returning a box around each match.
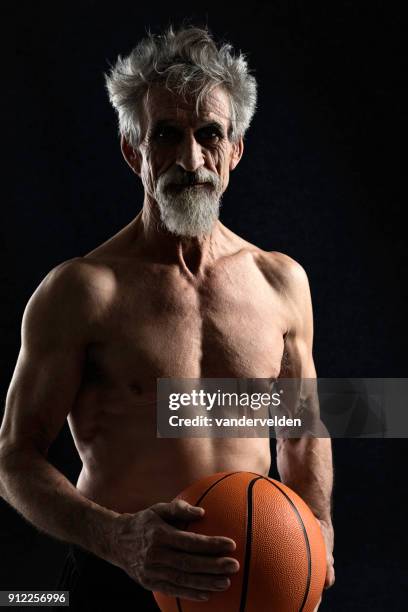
[0,260,120,561]
[273,254,335,590]
[0,260,239,601]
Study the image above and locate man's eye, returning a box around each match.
[154,127,180,143]
[197,129,221,144]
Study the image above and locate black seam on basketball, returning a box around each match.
[176,471,243,612]
[239,476,263,612]
[194,471,242,507]
[261,477,312,612]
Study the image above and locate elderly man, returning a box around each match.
[0,25,334,610]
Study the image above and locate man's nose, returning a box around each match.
[176,134,204,172]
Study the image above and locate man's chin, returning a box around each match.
[154,186,223,238]
[159,210,220,238]
[163,221,217,239]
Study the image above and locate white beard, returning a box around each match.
[154,169,223,238]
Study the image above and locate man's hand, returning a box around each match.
[313,518,335,611]
[108,498,240,602]
[317,518,335,588]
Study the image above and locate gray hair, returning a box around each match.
[104,25,258,148]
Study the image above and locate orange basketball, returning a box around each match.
[153,471,326,612]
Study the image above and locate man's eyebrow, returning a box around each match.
[150,119,181,132]
[150,119,226,134]
[196,121,225,133]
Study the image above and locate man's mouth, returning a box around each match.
[176,182,207,186]
[168,182,210,191]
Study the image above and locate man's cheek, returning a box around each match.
[142,174,153,195]
[141,163,156,195]
[214,148,230,183]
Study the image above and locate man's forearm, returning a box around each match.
[276,436,333,522]
[0,446,120,562]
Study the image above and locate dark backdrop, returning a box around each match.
[1,2,407,610]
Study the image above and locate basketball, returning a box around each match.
[153,471,326,612]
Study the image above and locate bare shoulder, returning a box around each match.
[252,250,311,298]
[223,223,311,296]
[27,256,116,308]
[22,257,116,343]
[248,249,314,340]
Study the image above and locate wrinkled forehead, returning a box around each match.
[142,84,232,131]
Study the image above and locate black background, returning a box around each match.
[1,1,407,610]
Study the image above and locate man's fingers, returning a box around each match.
[312,596,322,612]
[151,550,240,575]
[161,527,236,554]
[148,566,231,592]
[152,499,237,554]
[324,564,335,589]
[147,579,210,602]
[152,499,205,522]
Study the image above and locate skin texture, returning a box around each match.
[0,84,334,605]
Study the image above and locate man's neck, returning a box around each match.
[133,195,228,277]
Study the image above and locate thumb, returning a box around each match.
[324,564,335,589]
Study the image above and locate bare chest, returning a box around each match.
[82,257,289,395]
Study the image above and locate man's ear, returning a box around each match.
[229,136,244,171]
[121,136,142,176]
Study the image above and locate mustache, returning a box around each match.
[158,166,220,189]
